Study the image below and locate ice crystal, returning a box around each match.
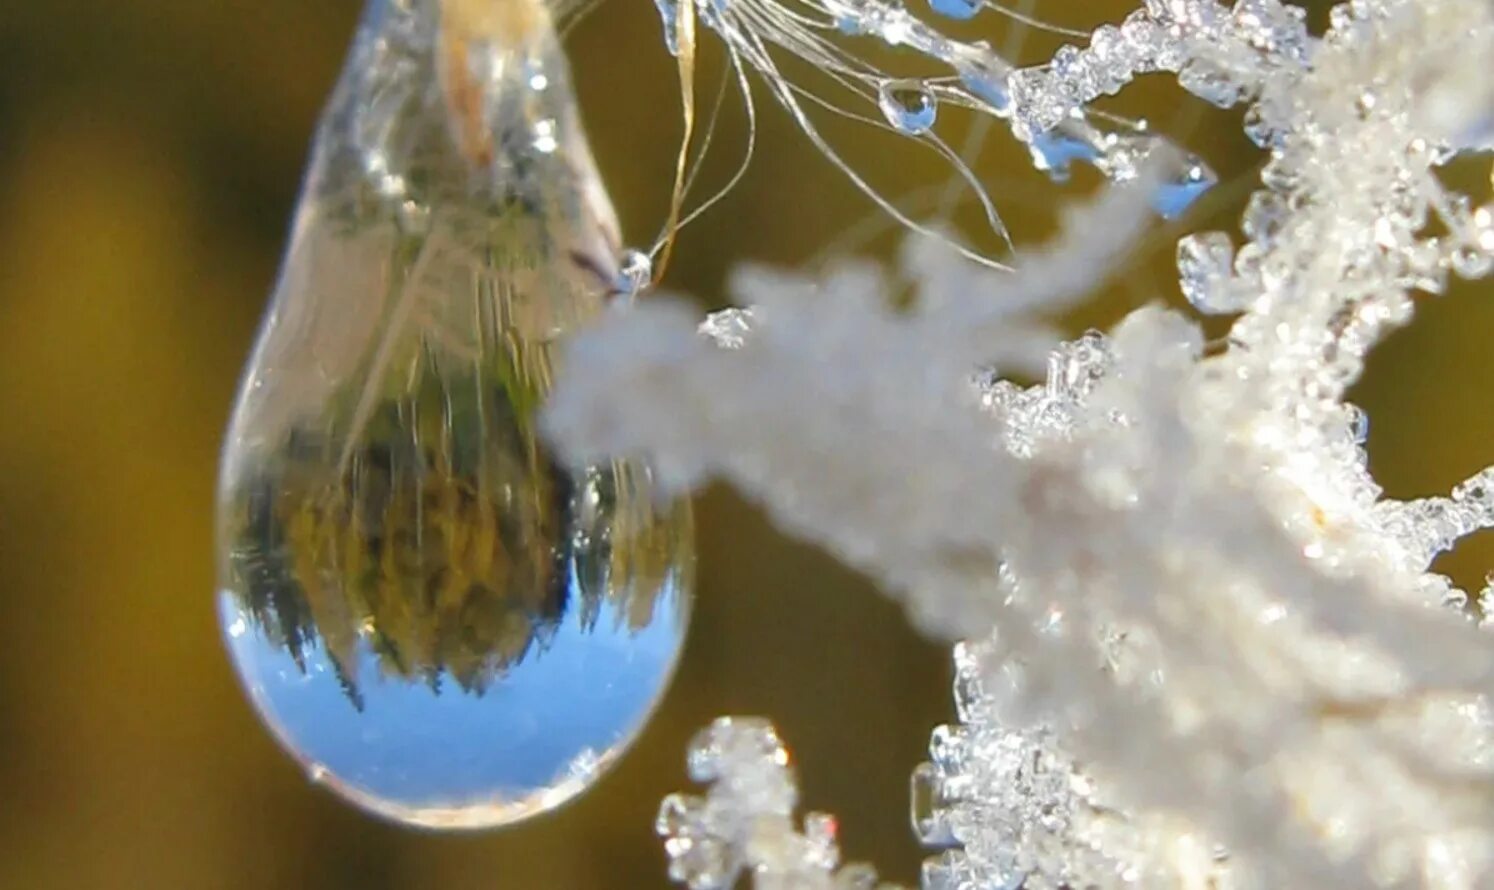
[547,0,1494,887]
[658,718,896,890]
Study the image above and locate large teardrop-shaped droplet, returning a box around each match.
[216,0,693,829]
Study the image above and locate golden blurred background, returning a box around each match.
[0,1,1487,887]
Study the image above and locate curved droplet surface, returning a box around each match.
[216,0,692,829]
[879,79,939,135]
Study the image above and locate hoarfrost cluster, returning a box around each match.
[657,717,898,890]
[546,0,1494,887]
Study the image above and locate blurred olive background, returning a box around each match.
[0,1,1488,888]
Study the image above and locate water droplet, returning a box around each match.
[614,249,653,297]
[1178,61,1242,108]
[653,0,681,56]
[927,0,979,20]
[910,761,956,846]
[1028,130,1102,182]
[1151,155,1217,219]
[1345,404,1369,445]
[217,0,693,830]
[878,79,938,135]
[954,45,1012,117]
[1451,245,1494,279]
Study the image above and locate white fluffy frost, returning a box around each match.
[546,0,1494,887]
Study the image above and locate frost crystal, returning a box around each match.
[548,0,1494,887]
[658,718,895,890]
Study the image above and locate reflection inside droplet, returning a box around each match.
[220,398,693,829]
[219,488,689,828]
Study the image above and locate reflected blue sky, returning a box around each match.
[220,568,687,823]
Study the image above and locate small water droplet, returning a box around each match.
[878,79,938,135]
[954,46,1011,117]
[1028,130,1101,182]
[653,0,681,55]
[615,249,653,296]
[1178,61,1242,108]
[927,0,979,20]
[1151,156,1217,219]
[1346,404,1369,444]
[1453,249,1493,279]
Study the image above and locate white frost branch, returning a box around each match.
[548,0,1494,887]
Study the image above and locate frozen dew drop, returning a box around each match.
[927,0,979,21]
[217,0,693,830]
[1177,231,1246,314]
[1087,131,1215,217]
[954,46,1012,117]
[614,248,654,297]
[1178,61,1243,108]
[1028,129,1102,183]
[910,761,957,846]
[698,307,756,349]
[878,78,938,135]
[1243,103,1282,148]
[653,0,682,56]
[1451,244,1494,280]
[1151,155,1217,219]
